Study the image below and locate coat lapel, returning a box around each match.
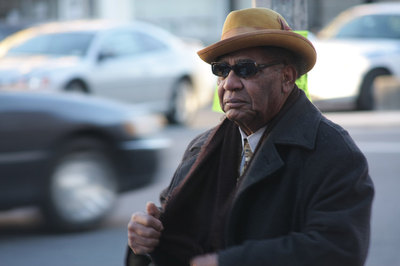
[237,140,283,194]
[236,91,322,195]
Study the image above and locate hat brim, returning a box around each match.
[198,29,316,75]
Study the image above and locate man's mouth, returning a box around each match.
[224,98,246,109]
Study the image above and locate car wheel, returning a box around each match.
[65,80,88,93]
[357,69,390,110]
[42,138,117,231]
[167,79,198,125]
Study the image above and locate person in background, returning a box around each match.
[126,7,374,266]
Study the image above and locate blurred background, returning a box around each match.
[0,0,399,265]
[0,0,397,42]
[0,0,396,43]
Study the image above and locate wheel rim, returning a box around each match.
[50,152,117,224]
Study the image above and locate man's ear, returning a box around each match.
[281,64,297,93]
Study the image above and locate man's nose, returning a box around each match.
[222,71,243,91]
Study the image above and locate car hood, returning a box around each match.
[0,54,81,75]
[1,90,142,118]
[0,91,165,136]
[313,38,400,58]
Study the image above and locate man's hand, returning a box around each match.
[190,253,218,266]
[127,202,163,255]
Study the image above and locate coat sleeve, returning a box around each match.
[218,132,374,266]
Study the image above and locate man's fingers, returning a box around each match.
[190,253,218,266]
[130,245,154,255]
[128,221,162,239]
[146,202,161,219]
[129,211,163,232]
[128,229,160,254]
[128,236,158,255]
[128,231,160,247]
[145,202,163,231]
[128,219,161,255]
[127,203,164,255]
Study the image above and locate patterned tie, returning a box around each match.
[241,138,253,175]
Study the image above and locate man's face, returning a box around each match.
[216,47,293,135]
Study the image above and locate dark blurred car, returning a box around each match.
[0,20,216,125]
[308,2,400,110]
[0,91,169,231]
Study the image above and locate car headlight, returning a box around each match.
[123,113,166,137]
[26,76,50,90]
[10,75,51,91]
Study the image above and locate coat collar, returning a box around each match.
[237,90,322,193]
[267,90,321,149]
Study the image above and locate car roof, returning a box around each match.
[0,19,181,57]
[346,2,400,16]
[8,19,169,35]
[318,2,400,39]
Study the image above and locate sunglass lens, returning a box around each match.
[212,63,230,77]
[212,62,259,78]
[235,62,257,78]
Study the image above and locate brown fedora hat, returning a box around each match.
[197,8,316,75]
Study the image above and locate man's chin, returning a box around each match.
[225,111,250,128]
[225,109,253,122]
[224,110,241,121]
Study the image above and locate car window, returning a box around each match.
[7,32,95,56]
[100,30,167,57]
[335,15,400,39]
[133,31,168,52]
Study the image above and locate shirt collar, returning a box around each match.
[239,126,267,152]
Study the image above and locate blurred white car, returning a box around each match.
[0,20,216,124]
[0,23,26,41]
[308,2,400,110]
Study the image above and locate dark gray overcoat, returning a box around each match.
[127,90,374,266]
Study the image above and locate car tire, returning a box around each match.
[357,69,390,110]
[167,79,198,125]
[42,138,117,232]
[65,80,88,93]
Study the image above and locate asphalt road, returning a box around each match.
[0,108,399,266]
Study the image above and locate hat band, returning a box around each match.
[222,26,267,40]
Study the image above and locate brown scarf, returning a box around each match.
[151,118,241,265]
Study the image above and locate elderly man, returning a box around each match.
[126,8,374,266]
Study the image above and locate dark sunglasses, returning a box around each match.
[211,61,282,78]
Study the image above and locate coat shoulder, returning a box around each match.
[318,116,364,157]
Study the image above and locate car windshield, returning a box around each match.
[6,32,95,57]
[334,14,400,39]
